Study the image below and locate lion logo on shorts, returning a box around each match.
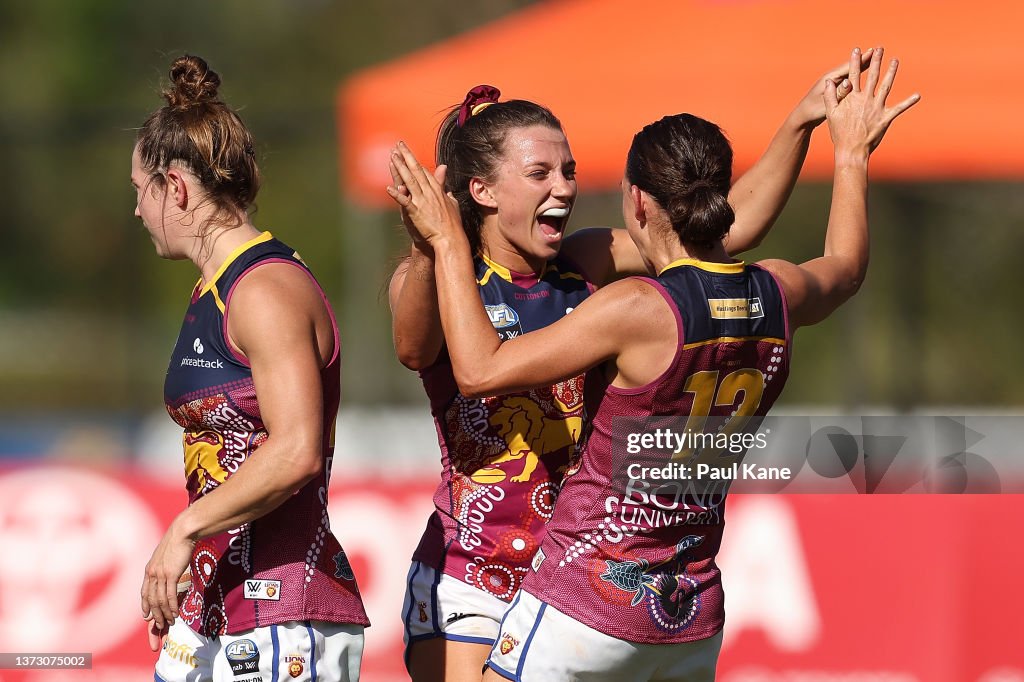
[285,655,304,678]
[499,633,520,655]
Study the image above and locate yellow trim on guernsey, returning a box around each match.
[477,268,496,286]
[477,253,580,284]
[682,336,786,350]
[659,258,745,276]
[478,253,514,285]
[199,231,274,296]
[210,284,226,314]
[546,262,584,281]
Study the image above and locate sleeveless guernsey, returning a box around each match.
[413,253,593,602]
[525,258,790,643]
[164,232,369,636]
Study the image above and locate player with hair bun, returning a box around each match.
[134,54,368,682]
[390,46,918,682]
[389,54,873,682]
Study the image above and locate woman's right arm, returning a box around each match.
[389,160,454,370]
[386,144,672,397]
[388,241,444,370]
[759,47,920,330]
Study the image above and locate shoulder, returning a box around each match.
[561,226,619,284]
[579,276,671,326]
[563,226,617,252]
[228,260,327,323]
[753,258,802,296]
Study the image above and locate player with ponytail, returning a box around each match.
[135,55,368,682]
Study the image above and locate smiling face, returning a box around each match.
[476,124,577,273]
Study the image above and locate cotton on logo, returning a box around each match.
[193,338,204,354]
[0,467,161,654]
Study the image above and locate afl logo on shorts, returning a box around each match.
[499,633,520,655]
[225,639,260,675]
[485,304,520,329]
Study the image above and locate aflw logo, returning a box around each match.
[243,579,281,601]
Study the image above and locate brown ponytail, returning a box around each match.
[136,55,261,225]
[435,86,564,256]
[625,114,734,250]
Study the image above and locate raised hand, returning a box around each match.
[386,141,466,249]
[824,47,921,161]
[792,48,875,128]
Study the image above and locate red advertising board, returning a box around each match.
[0,465,1021,681]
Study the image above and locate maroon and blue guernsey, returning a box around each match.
[164,232,369,636]
[414,253,594,602]
[524,258,790,644]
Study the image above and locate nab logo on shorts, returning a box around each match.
[225,639,260,676]
[243,579,281,601]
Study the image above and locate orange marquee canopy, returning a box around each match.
[337,0,1023,207]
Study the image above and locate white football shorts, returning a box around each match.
[402,560,511,652]
[154,618,364,682]
[485,590,722,681]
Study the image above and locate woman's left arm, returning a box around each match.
[724,52,871,254]
[140,263,330,633]
[561,55,870,287]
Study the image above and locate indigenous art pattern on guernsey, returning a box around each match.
[595,534,705,633]
[170,382,266,502]
[169,383,263,636]
[445,376,584,599]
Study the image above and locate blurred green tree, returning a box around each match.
[0,0,1020,413]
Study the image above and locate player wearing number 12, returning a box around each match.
[389,47,919,680]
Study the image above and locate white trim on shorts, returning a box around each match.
[485,590,723,682]
[154,617,364,682]
[402,560,511,656]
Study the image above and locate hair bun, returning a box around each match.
[165,55,221,109]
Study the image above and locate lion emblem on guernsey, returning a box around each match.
[447,376,584,481]
[471,396,582,484]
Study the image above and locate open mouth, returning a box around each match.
[538,206,570,241]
